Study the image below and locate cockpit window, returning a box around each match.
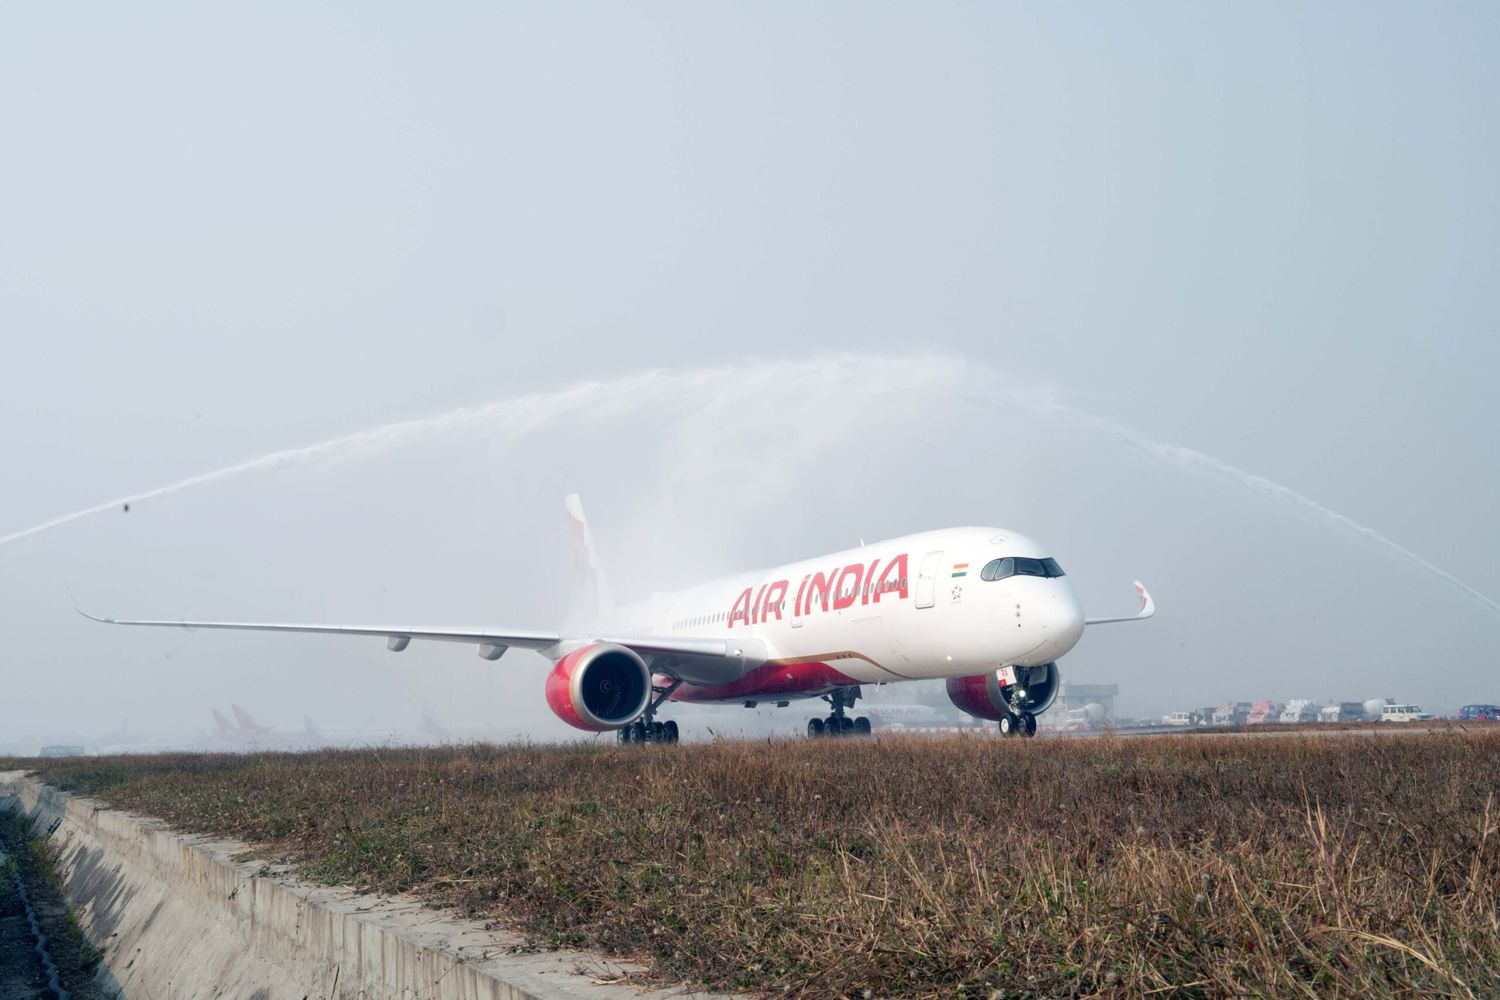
[980,556,1065,581]
[980,558,1012,581]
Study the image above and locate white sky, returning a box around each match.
[2,4,1497,743]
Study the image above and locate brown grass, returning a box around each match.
[8,731,1500,999]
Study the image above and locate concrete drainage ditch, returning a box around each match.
[0,771,730,1000]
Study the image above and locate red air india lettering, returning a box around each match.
[729,553,910,626]
[806,568,836,613]
[833,563,864,610]
[873,553,909,602]
[763,579,788,620]
[729,588,752,628]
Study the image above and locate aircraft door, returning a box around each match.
[915,550,943,609]
[791,574,807,628]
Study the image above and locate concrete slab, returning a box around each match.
[0,771,736,1000]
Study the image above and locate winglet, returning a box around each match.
[1132,580,1155,619]
[1084,581,1156,626]
[66,582,113,624]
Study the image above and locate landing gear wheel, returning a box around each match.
[999,715,1016,737]
[617,678,686,746]
[853,717,871,736]
[1021,712,1037,738]
[813,686,862,740]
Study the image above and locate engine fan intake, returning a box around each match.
[545,643,652,731]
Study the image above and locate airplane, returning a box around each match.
[860,703,956,729]
[203,705,330,749]
[211,707,239,739]
[78,496,1154,743]
[231,703,271,738]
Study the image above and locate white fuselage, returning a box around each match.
[592,527,1086,703]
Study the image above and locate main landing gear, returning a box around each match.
[618,679,683,745]
[619,718,678,744]
[807,687,872,738]
[999,710,1038,738]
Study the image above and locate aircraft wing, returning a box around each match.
[74,606,561,657]
[1084,581,1156,625]
[74,607,759,680]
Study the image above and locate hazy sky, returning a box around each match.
[2,4,1497,741]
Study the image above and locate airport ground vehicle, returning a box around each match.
[1459,704,1499,721]
[1380,703,1432,722]
[1162,711,1196,727]
[1246,701,1283,725]
[82,497,1153,742]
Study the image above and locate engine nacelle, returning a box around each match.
[946,662,1061,722]
[545,643,652,732]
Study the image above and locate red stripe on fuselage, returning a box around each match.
[670,660,861,703]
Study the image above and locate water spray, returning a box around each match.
[3,356,1495,619]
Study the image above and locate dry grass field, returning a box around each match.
[8,731,1500,999]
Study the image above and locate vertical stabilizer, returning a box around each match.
[231,703,270,736]
[565,494,614,621]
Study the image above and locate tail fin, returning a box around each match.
[565,494,614,621]
[231,703,269,736]
[211,708,235,737]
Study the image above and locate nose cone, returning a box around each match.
[1016,581,1086,665]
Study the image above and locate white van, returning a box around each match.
[1162,711,1195,727]
[1379,703,1432,723]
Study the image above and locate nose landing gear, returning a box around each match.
[807,687,871,738]
[999,710,1037,738]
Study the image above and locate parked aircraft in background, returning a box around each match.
[416,704,518,744]
[80,496,1154,743]
[205,705,325,749]
[861,703,954,729]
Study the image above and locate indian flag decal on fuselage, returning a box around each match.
[951,562,969,578]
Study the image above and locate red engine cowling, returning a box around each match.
[946,663,1060,721]
[545,643,652,732]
